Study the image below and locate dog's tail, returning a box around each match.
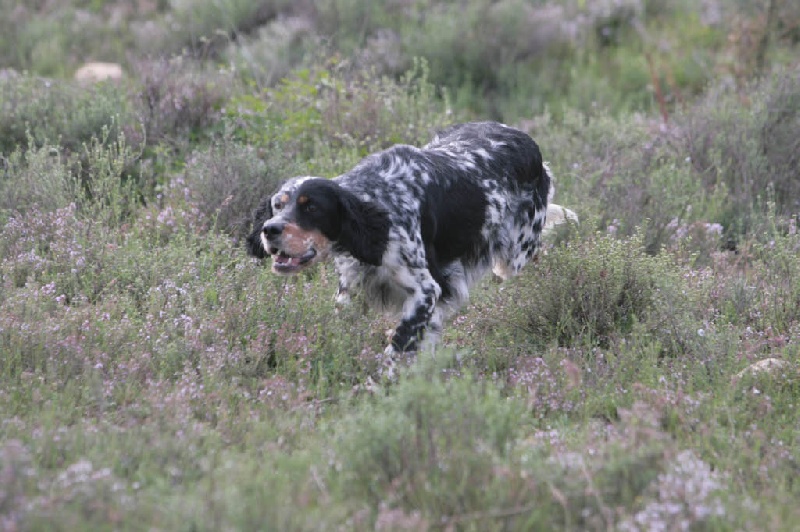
[542,163,578,234]
[544,203,579,233]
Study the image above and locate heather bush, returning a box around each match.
[227,59,457,173]
[707,219,800,335]
[0,201,386,401]
[310,0,718,117]
[314,0,400,52]
[674,69,798,237]
[133,57,237,150]
[147,438,332,530]
[401,0,572,114]
[0,74,135,155]
[0,1,131,76]
[519,231,700,354]
[133,0,293,57]
[0,128,146,228]
[181,136,300,238]
[73,129,144,228]
[224,15,316,88]
[529,105,734,255]
[0,140,74,222]
[333,374,526,521]
[331,377,732,529]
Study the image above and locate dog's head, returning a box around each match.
[246,177,391,274]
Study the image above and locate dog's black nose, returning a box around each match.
[263,221,285,238]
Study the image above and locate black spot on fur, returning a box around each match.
[420,177,488,301]
[245,198,273,258]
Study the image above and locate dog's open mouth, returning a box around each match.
[271,249,317,274]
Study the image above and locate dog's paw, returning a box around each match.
[381,345,400,383]
[334,290,351,307]
[351,375,381,396]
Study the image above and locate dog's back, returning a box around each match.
[334,122,552,311]
[425,122,553,280]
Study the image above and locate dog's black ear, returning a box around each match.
[336,189,391,266]
[245,198,272,258]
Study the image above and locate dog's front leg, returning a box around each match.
[380,267,439,382]
[333,256,356,308]
[334,278,351,307]
[386,265,441,356]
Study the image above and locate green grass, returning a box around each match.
[0,0,799,529]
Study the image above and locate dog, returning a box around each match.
[246,121,575,369]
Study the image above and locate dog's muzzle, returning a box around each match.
[261,220,321,274]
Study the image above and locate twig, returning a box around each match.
[755,0,777,75]
[288,396,337,413]
[634,18,670,124]
[644,51,669,124]
[310,465,331,503]
[580,461,614,532]
[436,503,538,528]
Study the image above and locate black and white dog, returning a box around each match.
[246,122,574,365]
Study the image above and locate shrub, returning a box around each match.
[0,140,74,222]
[133,0,293,57]
[181,136,301,238]
[331,375,731,529]
[519,231,699,353]
[401,0,570,113]
[0,128,144,226]
[73,129,143,228]
[333,374,525,519]
[528,107,731,255]
[707,220,800,335]
[227,59,458,174]
[0,2,131,76]
[0,132,143,293]
[677,68,800,234]
[0,73,135,156]
[313,0,401,52]
[224,15,316,88]
[133,57,237,150]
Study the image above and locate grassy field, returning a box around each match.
[1,0,799,529]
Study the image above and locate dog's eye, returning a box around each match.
[305,203,317,213]
[273,203,283,211]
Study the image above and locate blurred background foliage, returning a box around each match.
[1,0,797,240]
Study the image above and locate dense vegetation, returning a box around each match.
[1,0,799,529]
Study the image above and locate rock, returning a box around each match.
[74,62,123,84]
[0,68,20,81]
[733,358,794,385]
